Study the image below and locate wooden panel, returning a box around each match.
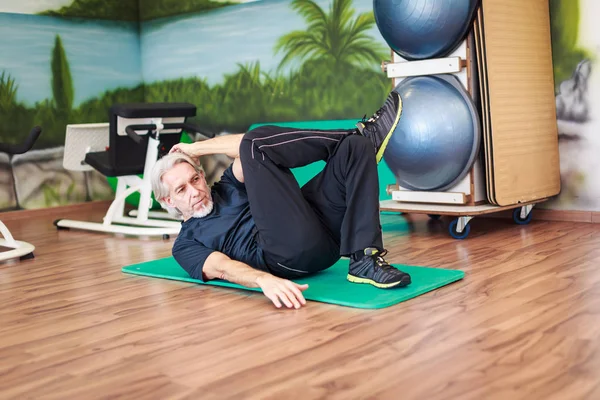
[481,0,561,205]
[473,9,495,204]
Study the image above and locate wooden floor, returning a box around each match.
[2,204,600,399]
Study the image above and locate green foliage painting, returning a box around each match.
[549,0,593,89]
[51,35,74,116]
[0,71,18,110]
[140,0,237,21]
[39,0,238,21]
[40,0,140,21]
[0,33,143,149]
[145,0,392,133]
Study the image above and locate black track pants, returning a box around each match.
[239,125,383,279]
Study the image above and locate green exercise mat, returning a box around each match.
[122,257,464,309]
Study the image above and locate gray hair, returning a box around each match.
[151,152,204,218]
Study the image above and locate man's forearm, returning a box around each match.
[203,252,309,309]
[188,133,244,159]
[214,259,271,288]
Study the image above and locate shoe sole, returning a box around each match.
[347,273,411,289]
[375,93,403,164]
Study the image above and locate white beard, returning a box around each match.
[192,200,214,219]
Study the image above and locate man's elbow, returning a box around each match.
[232,157,245,183]
[203,251,228,280]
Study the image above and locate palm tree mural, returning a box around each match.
[274,0,387,71]
[272,0,391,120]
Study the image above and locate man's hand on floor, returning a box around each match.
[256,275,309,309]
[202,253,308,309]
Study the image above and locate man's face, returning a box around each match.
[162,162,213,220]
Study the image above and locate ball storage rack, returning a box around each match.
[380,196,540,240]
[377,0,561,239]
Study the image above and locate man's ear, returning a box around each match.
[163,196,174,207]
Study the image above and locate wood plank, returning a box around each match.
[0,200,112,221]
[483,208,596,223]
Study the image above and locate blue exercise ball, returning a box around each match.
[373,0,479,60]
[383,74,481,191]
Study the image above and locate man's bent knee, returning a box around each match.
[239,126,279,163]
[243,125,279,141]
[342,134,371,151]
[336,134,375,162]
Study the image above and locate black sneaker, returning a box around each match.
[347,247,411,288]
[356,91,403,163]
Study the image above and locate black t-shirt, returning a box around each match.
[172,164,268,281]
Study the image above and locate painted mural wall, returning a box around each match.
[0,0,390,209]
[0,0,143,209]
[547,0,599,211]
[0,0,598,213]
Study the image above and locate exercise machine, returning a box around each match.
[55,103,212,238]
[0,126,43,262]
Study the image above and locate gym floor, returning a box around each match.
[1,202,599,399]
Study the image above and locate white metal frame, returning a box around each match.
[56,120,182,238]
[383,37,486,206]
[384,56,463,79]
[128,209,181,221]
[0,220,35,262]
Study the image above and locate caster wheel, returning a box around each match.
[449,219,470,239]
[428,214,441,220]
[512,207,533,225]
[20,252,35,260]
[162,234,170,240]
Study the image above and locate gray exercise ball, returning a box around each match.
[383,74,481,191]
[373,0,480,60]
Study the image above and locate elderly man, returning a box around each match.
[151,91,411,309]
